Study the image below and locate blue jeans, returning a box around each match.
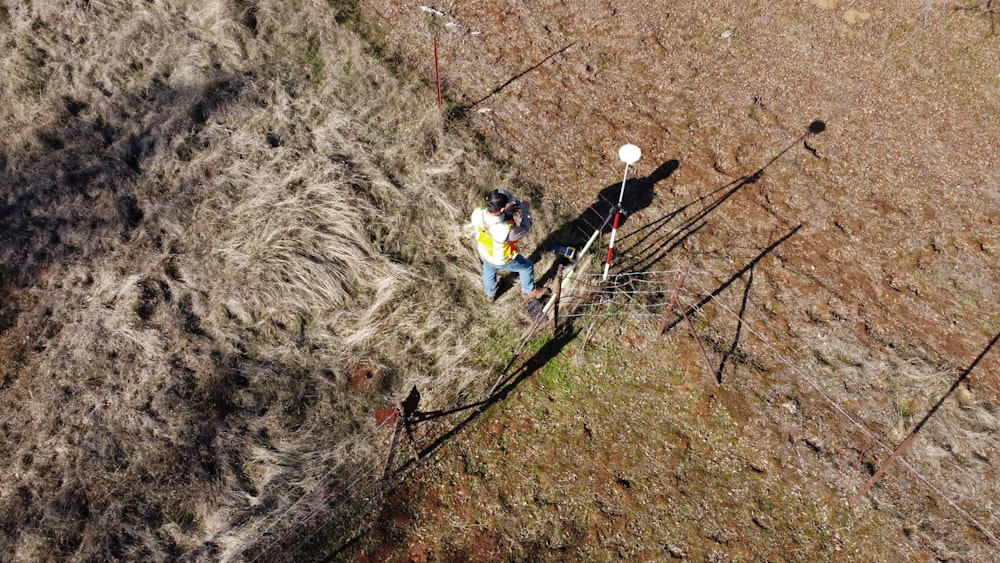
[482,255,536,298]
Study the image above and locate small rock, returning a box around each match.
[752,513,773,530]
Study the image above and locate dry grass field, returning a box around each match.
[0,0,998,561]
[0,1,530,560]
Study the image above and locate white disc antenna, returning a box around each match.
[618,143,641,165]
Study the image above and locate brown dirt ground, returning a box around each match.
[343,1,999,561]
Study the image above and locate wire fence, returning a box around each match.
[551,262,1000,547]
[232,205,998,560]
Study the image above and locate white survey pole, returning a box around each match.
[602,144,641,281]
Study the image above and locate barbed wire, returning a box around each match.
[235,238,998,559]
[281,456,387,559]
[233,293,524,560]
[270,418,451,560]
[238,426,389,561]
[538,262,999,544]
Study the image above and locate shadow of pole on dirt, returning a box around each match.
[532,158,679,287]
[660,224,801,336]
[449,42,576,118]
[614,167,762,274]
[853,330,1000,507]
[715,265,755,385]
[613,120,825,274]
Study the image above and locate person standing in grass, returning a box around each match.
[471,189,549,303]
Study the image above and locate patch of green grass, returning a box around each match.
[836,352,863,367]
[331,0,361,26]
[300,33,325,80]
[534,346,575,397]
[897,397,917,418]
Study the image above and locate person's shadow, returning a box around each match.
[532,158,679,286]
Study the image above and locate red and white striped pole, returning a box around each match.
[602,143,641,281]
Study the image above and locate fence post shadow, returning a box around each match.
[449,42,576,118]
[853,330,1000,506]
[660,225,801,336]
[404,325,579,465]
[716,266,754,385]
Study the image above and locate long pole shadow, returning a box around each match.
[660,225,801,335]
[612,120,825,274]
[853,330,1000,507]
[716,266,754,385]
[450,42,576,116]
[614,168,757,273]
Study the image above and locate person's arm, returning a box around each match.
[507,199,532,241]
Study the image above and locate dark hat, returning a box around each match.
[485,189,509,213]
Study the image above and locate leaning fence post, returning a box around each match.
[379,386,422,479]
[676,296,717,386]
[658,268,689,336]
[852,331,1000,506]
[552,265,564,335]
[381,411,404,480]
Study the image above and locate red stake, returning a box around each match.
[434,36,442,110]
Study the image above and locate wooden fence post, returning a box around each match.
[434,36,442,110]
[658,268,689,336]
[380,386,422,479]
[552,265,564,335]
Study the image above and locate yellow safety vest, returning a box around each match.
[474,207,518,265]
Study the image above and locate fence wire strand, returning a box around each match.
[239,426,388,561]
[665,268,998,545]
[238,214,997,559]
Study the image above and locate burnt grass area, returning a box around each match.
[339,2,1000,561]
